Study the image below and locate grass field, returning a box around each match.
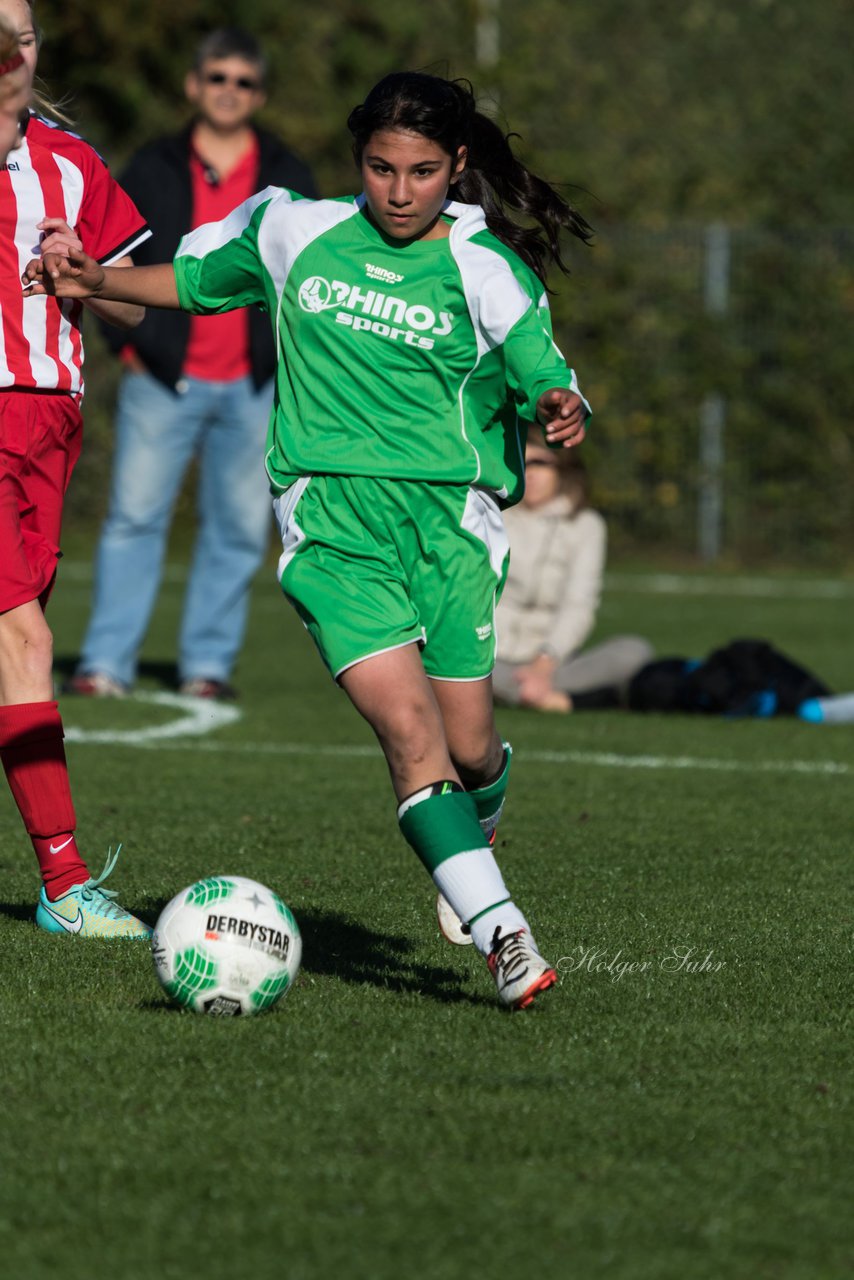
[1,557,852,1280]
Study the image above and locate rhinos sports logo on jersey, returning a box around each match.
[298,276,334,313]
[365,262,404,284]
[297,274,453,351]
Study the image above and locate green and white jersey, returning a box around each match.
[174,190,588,505]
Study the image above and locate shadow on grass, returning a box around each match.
[291,906,493,1007]
[0,901,37,924]
[0,896,492,1008]
[135,902,492,1013]
[53,654,180,690]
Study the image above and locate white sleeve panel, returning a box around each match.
[256,195,363,300]
[176,186,284,259]
[451,228,535,360]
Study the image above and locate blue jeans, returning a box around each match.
[79,371,274,686]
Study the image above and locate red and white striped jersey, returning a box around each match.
[0,112,151,395]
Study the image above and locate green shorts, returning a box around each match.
[273,475,509,681]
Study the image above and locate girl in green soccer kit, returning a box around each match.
[26,71,593,1009]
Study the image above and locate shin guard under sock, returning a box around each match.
[466,743,512,843]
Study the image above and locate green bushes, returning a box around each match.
[40,0,853,565]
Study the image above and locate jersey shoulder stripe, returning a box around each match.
[176,185,281,259]
[447,206,538,356]
[25,113,108,169]
[256,194,361,298]
[177,189,358,262]
[176,190,363,308]
[101,226,153,265]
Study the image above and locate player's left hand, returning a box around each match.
[536,388,587,448]
[37,217,83,258]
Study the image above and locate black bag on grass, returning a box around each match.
[627,639,831,718]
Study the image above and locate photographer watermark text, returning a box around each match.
[557,945,726,983]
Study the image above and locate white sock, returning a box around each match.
[468,902,531,956]
[432,848,510,929]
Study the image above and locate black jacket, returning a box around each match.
[102,123,318,391]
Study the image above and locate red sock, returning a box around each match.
[0,701,89,899]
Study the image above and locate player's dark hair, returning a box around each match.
[347,71,593,284]
[193,27,267,84]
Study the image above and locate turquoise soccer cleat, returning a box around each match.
[35,845,151,939]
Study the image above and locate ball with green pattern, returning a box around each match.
[152,875,302,1016]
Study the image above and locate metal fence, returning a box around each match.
[556,224,854,566]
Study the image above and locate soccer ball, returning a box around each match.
[152,876,302,1016]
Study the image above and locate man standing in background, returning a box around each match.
[68,27,317,700]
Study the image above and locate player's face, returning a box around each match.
[0,68,28,163]
[361,129,467,242]
[0,0,37,90]
[522,445,562,509]
[185,56,266,132]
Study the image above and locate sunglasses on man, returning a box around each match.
[203,71,261,92]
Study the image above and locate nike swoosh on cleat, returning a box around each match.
[49,836,74,854]
[40,902,83,933]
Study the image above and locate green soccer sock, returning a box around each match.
[397,781,517,937]
[397,782,486,875]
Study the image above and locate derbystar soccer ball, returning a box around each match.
[152,876,302,1016]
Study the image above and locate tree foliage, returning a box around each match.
[35,0,854,564]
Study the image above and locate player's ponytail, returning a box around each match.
[348,71,593,284]
[453,97,594,282]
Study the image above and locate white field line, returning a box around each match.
[60,695,849,777]
[605,572,854,599]
[159,741,850,777]
[63,691,241,745]
[56,561,854,600]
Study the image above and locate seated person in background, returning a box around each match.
[493,428,652,712]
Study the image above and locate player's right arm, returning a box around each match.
[23,248,181,309]
[25,185,279,314]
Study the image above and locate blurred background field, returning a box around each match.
[36,0,854,568]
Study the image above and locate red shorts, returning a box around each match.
[0,390,83,613]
